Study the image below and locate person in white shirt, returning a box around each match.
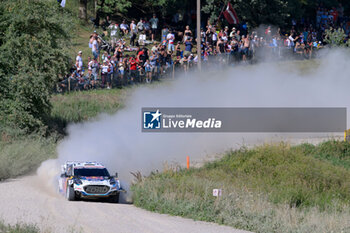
[120,20,129,35]
[212,30,218,47]
[167,30,175,51]
[91,36,99,62]
[76,51,83,70]
[138,30,147,46]
[108,22,119,47]
[288,34,298,48]
[130,20,137,46]
[137,18,144,32]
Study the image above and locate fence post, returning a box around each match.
[345,130,347,142]
[172,63,175,79]
[186,156,190,170]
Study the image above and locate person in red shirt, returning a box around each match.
[129,56,138,83]
[331,8,338,23]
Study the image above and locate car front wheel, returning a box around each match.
[66,185,76,201]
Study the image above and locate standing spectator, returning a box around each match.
[76,51,83,70]
[144,60,152,83]
[138,30,147,46]
[109,22,119,47]
[235,30,241,41]
[89,31,97,49]
[130,20,137,46]
[120,20,129,36]
[337,3,344,23]
[184,37,192,56]
[183,25,192,42]
[137,18,144,33]
[175,42,182,57]
[100,60,109,88]
[167,30,175,51]
[331,7,338,24]
[211,28,218,47]
[242,35,250,61]
[229,27,236,40]
[106,56,113,89]
[92,35,99,62]
[161,25,169,43]
[144,19,151,36]
[129,55,138,83]
[206,25,213,45]
[149,14,159,42]
[117,60,125,85]
[216,37,225,54]
[200,28,206,43]
[87,68,96,89]
[90,58,99,81]
[149,51,158,75]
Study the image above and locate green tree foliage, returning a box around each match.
[96,0,132,19]
[324,28,350,47]
[0,0,73,132]
[201,0,343,27]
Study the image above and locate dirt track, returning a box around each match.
[0,134,341,233]
[0,176,249,233]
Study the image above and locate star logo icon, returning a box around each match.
[151,109,162,123]
[143,109,162,129]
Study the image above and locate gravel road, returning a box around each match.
[0,176,249,233]
[0,134,341,233]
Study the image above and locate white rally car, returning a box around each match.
[58,161,123,202]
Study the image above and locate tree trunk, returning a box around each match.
[79,0,88,21]
[95,0,105,27]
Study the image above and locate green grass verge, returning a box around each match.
[0,134,57,181]
[51,88,128,123]
[0,88,127,180]
[0,220,39,233]
[132,141,350,233]
[295,140,350,169]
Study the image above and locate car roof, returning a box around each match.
[66,161,106,169]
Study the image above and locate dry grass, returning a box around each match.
[132,142,350,233]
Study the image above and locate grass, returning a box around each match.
[0,133,57,181]
[0,220,39,233]
[295,140,350,169]
[0,87,128,181]
[51,88,128,123]
[132,141,350,233]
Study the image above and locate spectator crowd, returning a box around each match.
[57,3,350,92]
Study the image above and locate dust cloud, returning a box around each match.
[38,49,349,199]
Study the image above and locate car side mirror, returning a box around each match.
[115,172,118,178]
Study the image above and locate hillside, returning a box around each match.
[132,141,350,233]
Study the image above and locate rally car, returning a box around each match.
[58,161,123,203]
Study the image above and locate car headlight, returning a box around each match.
[109,178,116,185]
[74,178,82,185]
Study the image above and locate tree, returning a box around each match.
[95,0,132,26]
[0,0,73,132]
[201,0,340,27]
[79,0,88,21]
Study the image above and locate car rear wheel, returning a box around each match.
[66,186,76,201]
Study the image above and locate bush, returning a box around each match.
[0,0,74,133]
[132,142,350,233]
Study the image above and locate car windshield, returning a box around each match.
[74,168,110,177]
